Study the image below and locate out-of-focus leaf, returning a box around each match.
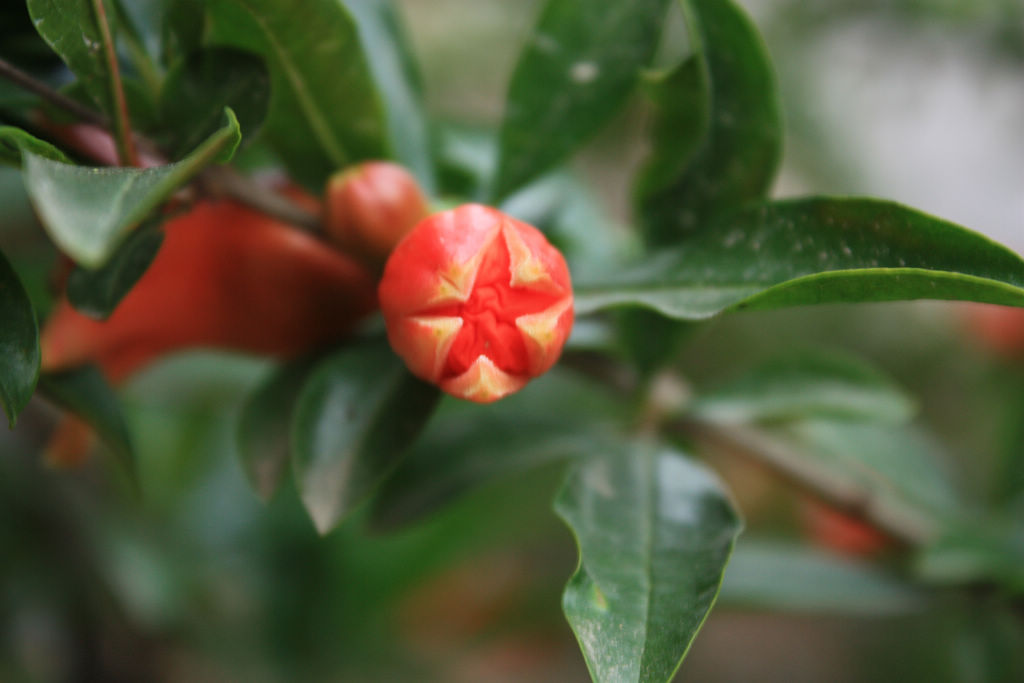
[432,122,496,199]
[237,355,320,502]
[207,0,387,189]
[22,108,240,268]
[159,46,270,159]
[0,127,72,166]
[500,170,637,280]
[161,0,205,65]
[719,541,926,615]
[782,419,962,526]
[692,350,916,424]
[575,198,1024,318]
[66,219,164,319]
[372,372,621,530]
[556,442,741,683]
[917,518,1024,595]
[640,0,781,245]
[0,250,39,428]
[292,344,439,534]
[27,0,119,117]
[493,0,672,200]
[340,0,433,190]
[37,364,135,483]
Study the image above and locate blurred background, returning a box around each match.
[2,0,1024,680]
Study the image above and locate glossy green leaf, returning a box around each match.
[340,0,434,190]
[493,0,672,200]
[159,46,270,159]
[576,198,1024,319]
[556,442,741,683]
[640,0,782,245]
[37,364,135,483]
[66,219,163,319]
[207,0,387,189]
[692,350,916,424]
[292,344,439,534]
[27,0,119,116]
[719,541,926,615]
[161,0,205,65]
[22,108,240,268]
[0,126,71,166]
[0,250,40,428]
[237,355,320,502]
[371,372,621,530]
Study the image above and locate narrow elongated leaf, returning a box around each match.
[692,350,916,424]
[292,344,439,534]
[237,355,320,502]
[556,443,741,683]
[207,0,387,189]
[66,219,164,319]
[0,250,39,427]
[22,109,240,268]
[0,127,71,166]
[27,0,118,116]
[918,519,1024,594]
[719,541,926,615]
[576,198,1024,318]
[340,0,434,190]
[37,364,135,482]
[640,0,782,245]
[372,372,621,530]
[493,0,672,200]
[159,46,270,159]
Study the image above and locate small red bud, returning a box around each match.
[325,161,430,267]
[379,204,574,403]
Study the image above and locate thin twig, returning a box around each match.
[673,416,938,546]
[0,56,108,128]
[91,0,138,166]
[197,166,323,233]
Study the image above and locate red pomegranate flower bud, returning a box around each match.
[379,204,574,403]
[325,161,430,268]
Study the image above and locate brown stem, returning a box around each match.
[0,56,108,128]
[673,416,937,547]
[91,0,138,166]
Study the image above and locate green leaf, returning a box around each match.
[37,364,135,483]
[639,0,782,245]
[556,442,741,683]
[917,518,1024,594]
[493,0,672,200]
[782,419,962,527]
[159,46,270,159]
[371,372,621,530]
[292,344,439,534]
[0,126,72,167]
[65,219,164,319]
[206,0,387,189]
[22,108,240,268]
[340,0,434,190]
[0,249,40,428]
[576,198,1024,319]
[719,541,926,615]
[692,349,917,424]
[27,0,119,116]
[237,355,320,502]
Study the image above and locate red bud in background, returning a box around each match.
[801,499,892,558]
[379,204,573,403]
[963,303,1024,359]
[325,161,429,269]
[41,198,377,383]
